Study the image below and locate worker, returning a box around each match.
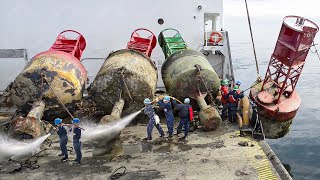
[70,118,83,165]
[236,80,242,93]
[172,98,193,140]
[143,98,165,141]
[236,80,242,87]
[54,118,69,162]
[220,79,229,120]
[227,85,244,123]
[156,95,174,138]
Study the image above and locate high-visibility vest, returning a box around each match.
[220,86,229,104]
[228,94,238,103]
[189,106,194,121]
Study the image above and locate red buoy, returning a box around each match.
[250,16,319,138]
[10,30,87,119]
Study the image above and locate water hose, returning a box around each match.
[110,166,127,179]
[152,95,183,104]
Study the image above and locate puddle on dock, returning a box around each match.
[92,139,184,160]
[92,138,224,161]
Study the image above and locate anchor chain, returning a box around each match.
[195,64,215,104]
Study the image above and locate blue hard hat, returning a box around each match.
[143,98,151,104]
[236,80,242,85]
[164,96,170,101]
[72,118,80,123]
[184,98,190,104]
[54,118,62,125]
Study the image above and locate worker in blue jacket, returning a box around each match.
[172,98,192,140]
[226,85,244,123]
[54,118,69,162]
[70,118,83,165]
[236,80,242,88]
[143,98,165,141]
[156,95,174,138]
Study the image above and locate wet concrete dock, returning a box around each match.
[0,118,288,180]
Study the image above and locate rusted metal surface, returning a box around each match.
[250,81,300,122]
[8,101,52,138]
[10,51,87,117]
[196,93,221,131]
[250,81,299,138]
[257,91,274,104]
[100,98,125,124]
[249,16,319,139]
[161,50,220,99]
[198,106,221,131]
[90,49,157,114]
[161,49,221,131]
[259,116,293,139]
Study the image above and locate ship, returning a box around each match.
[0,0,310,179]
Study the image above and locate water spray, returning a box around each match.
[0,134,51,163]
[81,109,143,142]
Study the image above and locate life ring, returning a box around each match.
[209,31,223,44]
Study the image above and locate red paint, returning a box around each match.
[127,28,156,57]
[33,50,87,77]
[49,30,86,60]
[250,84,301,122]
[189,106,194,121]
[261,16,319,103]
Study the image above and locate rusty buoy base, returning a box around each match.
[249,81,301,139]
[199,106,221,131]
[259,116,293,139]
[8,101,52,139]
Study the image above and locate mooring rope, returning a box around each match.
[42,76,75,119]
[195,64,215,104]
[311,41,320,61]
[121,69,134,102]
[109,166,127,179]
[244,0,261,81]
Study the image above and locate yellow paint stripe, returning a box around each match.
[232,131,278,180]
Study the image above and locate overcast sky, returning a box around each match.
[224,0,320,18]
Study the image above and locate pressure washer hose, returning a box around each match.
[152,95,183,104]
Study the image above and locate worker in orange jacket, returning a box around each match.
[220,79,229,120]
